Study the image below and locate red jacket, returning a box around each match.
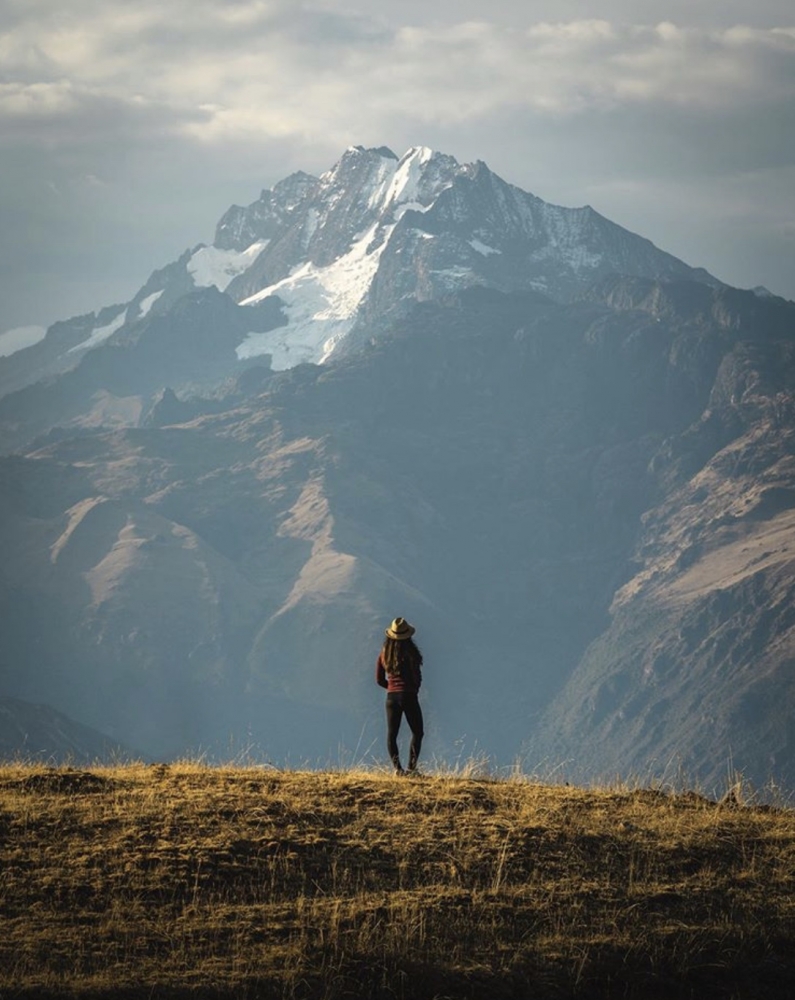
[376,652,422,694]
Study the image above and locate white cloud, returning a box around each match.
[0,325,47,357]
[1,5,793,144]
[0,81,80,118]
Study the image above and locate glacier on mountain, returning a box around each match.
[68,308,127,354]
[188,241,269,293]
[237,221,393,367]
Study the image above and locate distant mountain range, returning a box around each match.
[1,146,794,790]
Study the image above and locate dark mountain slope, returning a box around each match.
[528,301,795,789]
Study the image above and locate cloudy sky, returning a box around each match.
[1,0,794,337]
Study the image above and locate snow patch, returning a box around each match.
[237,222,393,369]
[469,239,501,256]
[385,147,433,211]
[68,310,127,353]
[137,289,164,318]
[393,201,434,223]
[302,208,319,250]
[188,241,268,292]
[358,147,451,223]
[431,265,476,291]
[0,324,47,357]
[365,157,401,211]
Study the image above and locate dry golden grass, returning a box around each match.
[1,761,794,999]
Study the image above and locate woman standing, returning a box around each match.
[376,617,424,775]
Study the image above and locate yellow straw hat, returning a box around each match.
[385,617,415,641]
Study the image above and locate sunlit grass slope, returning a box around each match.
[2,762,794,999]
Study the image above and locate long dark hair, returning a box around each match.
[381,637,423,677]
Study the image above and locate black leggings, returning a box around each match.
[386,692,424,771]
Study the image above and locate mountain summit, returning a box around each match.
[5,146,720,386]
[205,144,721,368]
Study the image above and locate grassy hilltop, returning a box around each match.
[1,763,794,999]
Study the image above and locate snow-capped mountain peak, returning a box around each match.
[140,144,724,370]
[228,146,470,368]
[5,145,723,384]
